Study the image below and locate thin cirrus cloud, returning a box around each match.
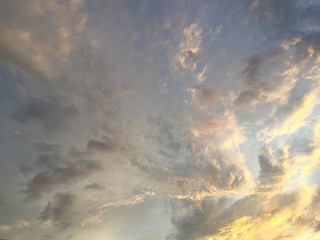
[0,0,320,240]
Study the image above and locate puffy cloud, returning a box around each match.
[39,192,76,229]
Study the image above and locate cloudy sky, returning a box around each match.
[0,0,320,239]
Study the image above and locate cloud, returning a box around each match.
[234,50,298,110]
[84,183,105,191]
[196,65,208,84]
[233,90,259,109]
[0,0,86,80]
[98,194,148,209]
[241,53,266,86]
[1,1,320,239]
[175,23,202,72]
[168,125,320,240]
[261,86,319,141]
[86,138,118,153]
[0,30,49,80]
[35,152,63,169]
[256,146,286,193]
[211,189,316,240]
[169,162,319,240]
[33,142,60,153]
[134,112,251,201]
[169,194,269,240]
[168,197,229,240]
[235,0,320,111]
[187,85,218,109]
[39,192,76,229]
[80,211,104,227]
[254,0,320,56]
[12,97,77,131]
[24,158,103,199]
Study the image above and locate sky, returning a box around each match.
[0,0,320,239]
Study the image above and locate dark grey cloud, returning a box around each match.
[243,50,283,85]
[263,0,298,38]
[35,152,62,169]
[84,183,105,191]
[234,50,284,109]
[12,97,77,131]
[256,147,286,192]
[33,142,60,153]
[39,192,76,229]
[87,138,118,152]
[241,50,283,86]
[259,153,283,177]
[24,159,103,200]
[178,50,199,71]
[275,1,320,53]
[254,0,320,54]
[241,54,264,86]
[233,90,259,109]
[18,165,35,177]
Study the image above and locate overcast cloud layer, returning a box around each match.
[0,1,320,240]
